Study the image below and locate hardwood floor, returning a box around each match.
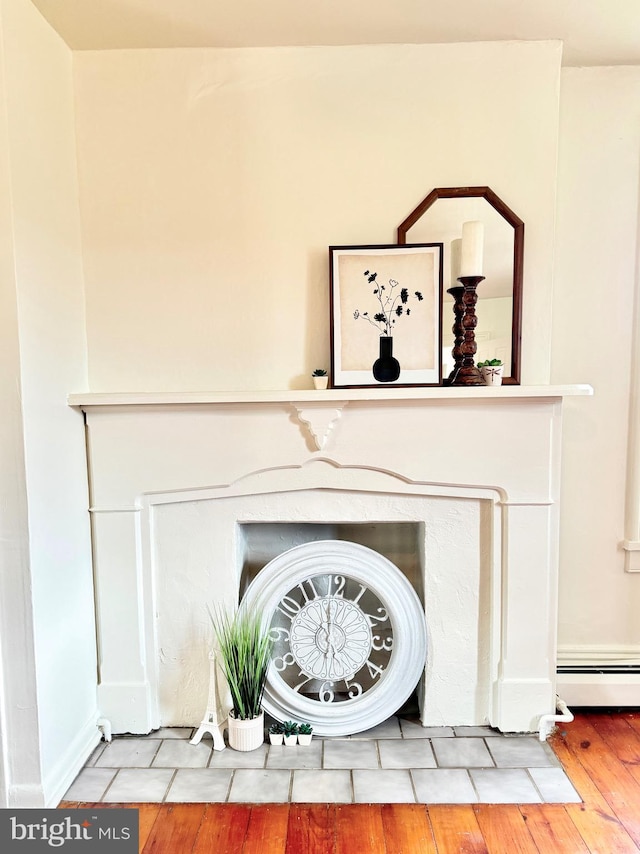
[60,711,640,853]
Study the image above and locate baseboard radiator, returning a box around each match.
[556,650,640,707]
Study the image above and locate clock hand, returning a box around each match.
[322,599,334,652]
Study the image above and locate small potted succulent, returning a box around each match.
[282,720,299,746]
[297,722,313,746]
[268,721,284,746]
[312,368,329,390]
[477,358,504,387]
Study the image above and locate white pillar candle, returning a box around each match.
[460,220,484,277]
[450,238,462,286]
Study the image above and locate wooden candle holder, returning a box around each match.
[444,285,465,386]
[450,275,485,386]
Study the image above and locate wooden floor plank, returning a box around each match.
[286,804,336,854]
[243,804,289,854]
[549,728,615,807]
[427,805,488,854]
[550,724,640,853]
[136,804,162,851]
[472,805,538,854]
[59,803,153,853]
[381,804,437,854]
[335,805,386,854]
[141,803,206,853]
[590,712,640,784]
[623,712,640,738]
[558,714,640,847]
[192,804,252,853]
[519,804,590,853]
[564,805,640,854]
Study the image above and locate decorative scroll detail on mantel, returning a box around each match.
[292,404,345,451]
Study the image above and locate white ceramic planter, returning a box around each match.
[312,376,329,390]
[481,365,504,386]
[269,732,284,745]
[283,734,298,746]
[297,733,312,746]
[228,710,265,751]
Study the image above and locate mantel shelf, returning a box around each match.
[68,384,593,409]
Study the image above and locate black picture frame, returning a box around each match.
[329,243,443,389]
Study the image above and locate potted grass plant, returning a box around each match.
[209,603,274,751]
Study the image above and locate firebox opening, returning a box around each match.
[237,521,424,604]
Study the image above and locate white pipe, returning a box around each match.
[97,717,112,742]
[538,696,574,741]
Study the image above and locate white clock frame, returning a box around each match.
[241,539,428,736]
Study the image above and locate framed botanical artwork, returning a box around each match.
[329,243,443,388]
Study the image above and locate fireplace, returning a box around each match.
[70,385,590,735]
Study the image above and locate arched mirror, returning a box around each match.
[397,187,523,385]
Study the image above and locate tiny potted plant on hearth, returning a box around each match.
[208,603,273,752]
[297,722,313,746]
[283,720,299,746]
[477,358,504,387]
[268,721,284,746]
[312,368,329,390]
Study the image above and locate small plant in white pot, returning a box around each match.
[209,603,273,751]
[477,358,504,386]
[297,722,313,746]
[268,721,284,746]
[312,368,329,390]
[282,720,299,745]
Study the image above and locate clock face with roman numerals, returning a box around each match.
[241,540,427,736]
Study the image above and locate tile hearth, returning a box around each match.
[63,717,581,805]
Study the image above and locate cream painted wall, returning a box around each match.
[0,13,41,805]
[73,41,561,391]
[0,0,97,805]
[553,66,640,654]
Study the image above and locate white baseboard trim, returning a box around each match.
[41,714,102,807]
[556,672,640,707]
[8,784,46,808]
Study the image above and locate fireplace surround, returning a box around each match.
[69,385,591,737]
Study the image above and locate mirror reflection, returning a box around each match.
[397,187,523,384]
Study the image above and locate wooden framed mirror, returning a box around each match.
[397,187,523,385]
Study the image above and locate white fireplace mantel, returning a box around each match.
[70,384,591,736]
[69,386,592,453]
[68,384,592,408]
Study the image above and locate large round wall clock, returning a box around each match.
[241,540,428,736]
